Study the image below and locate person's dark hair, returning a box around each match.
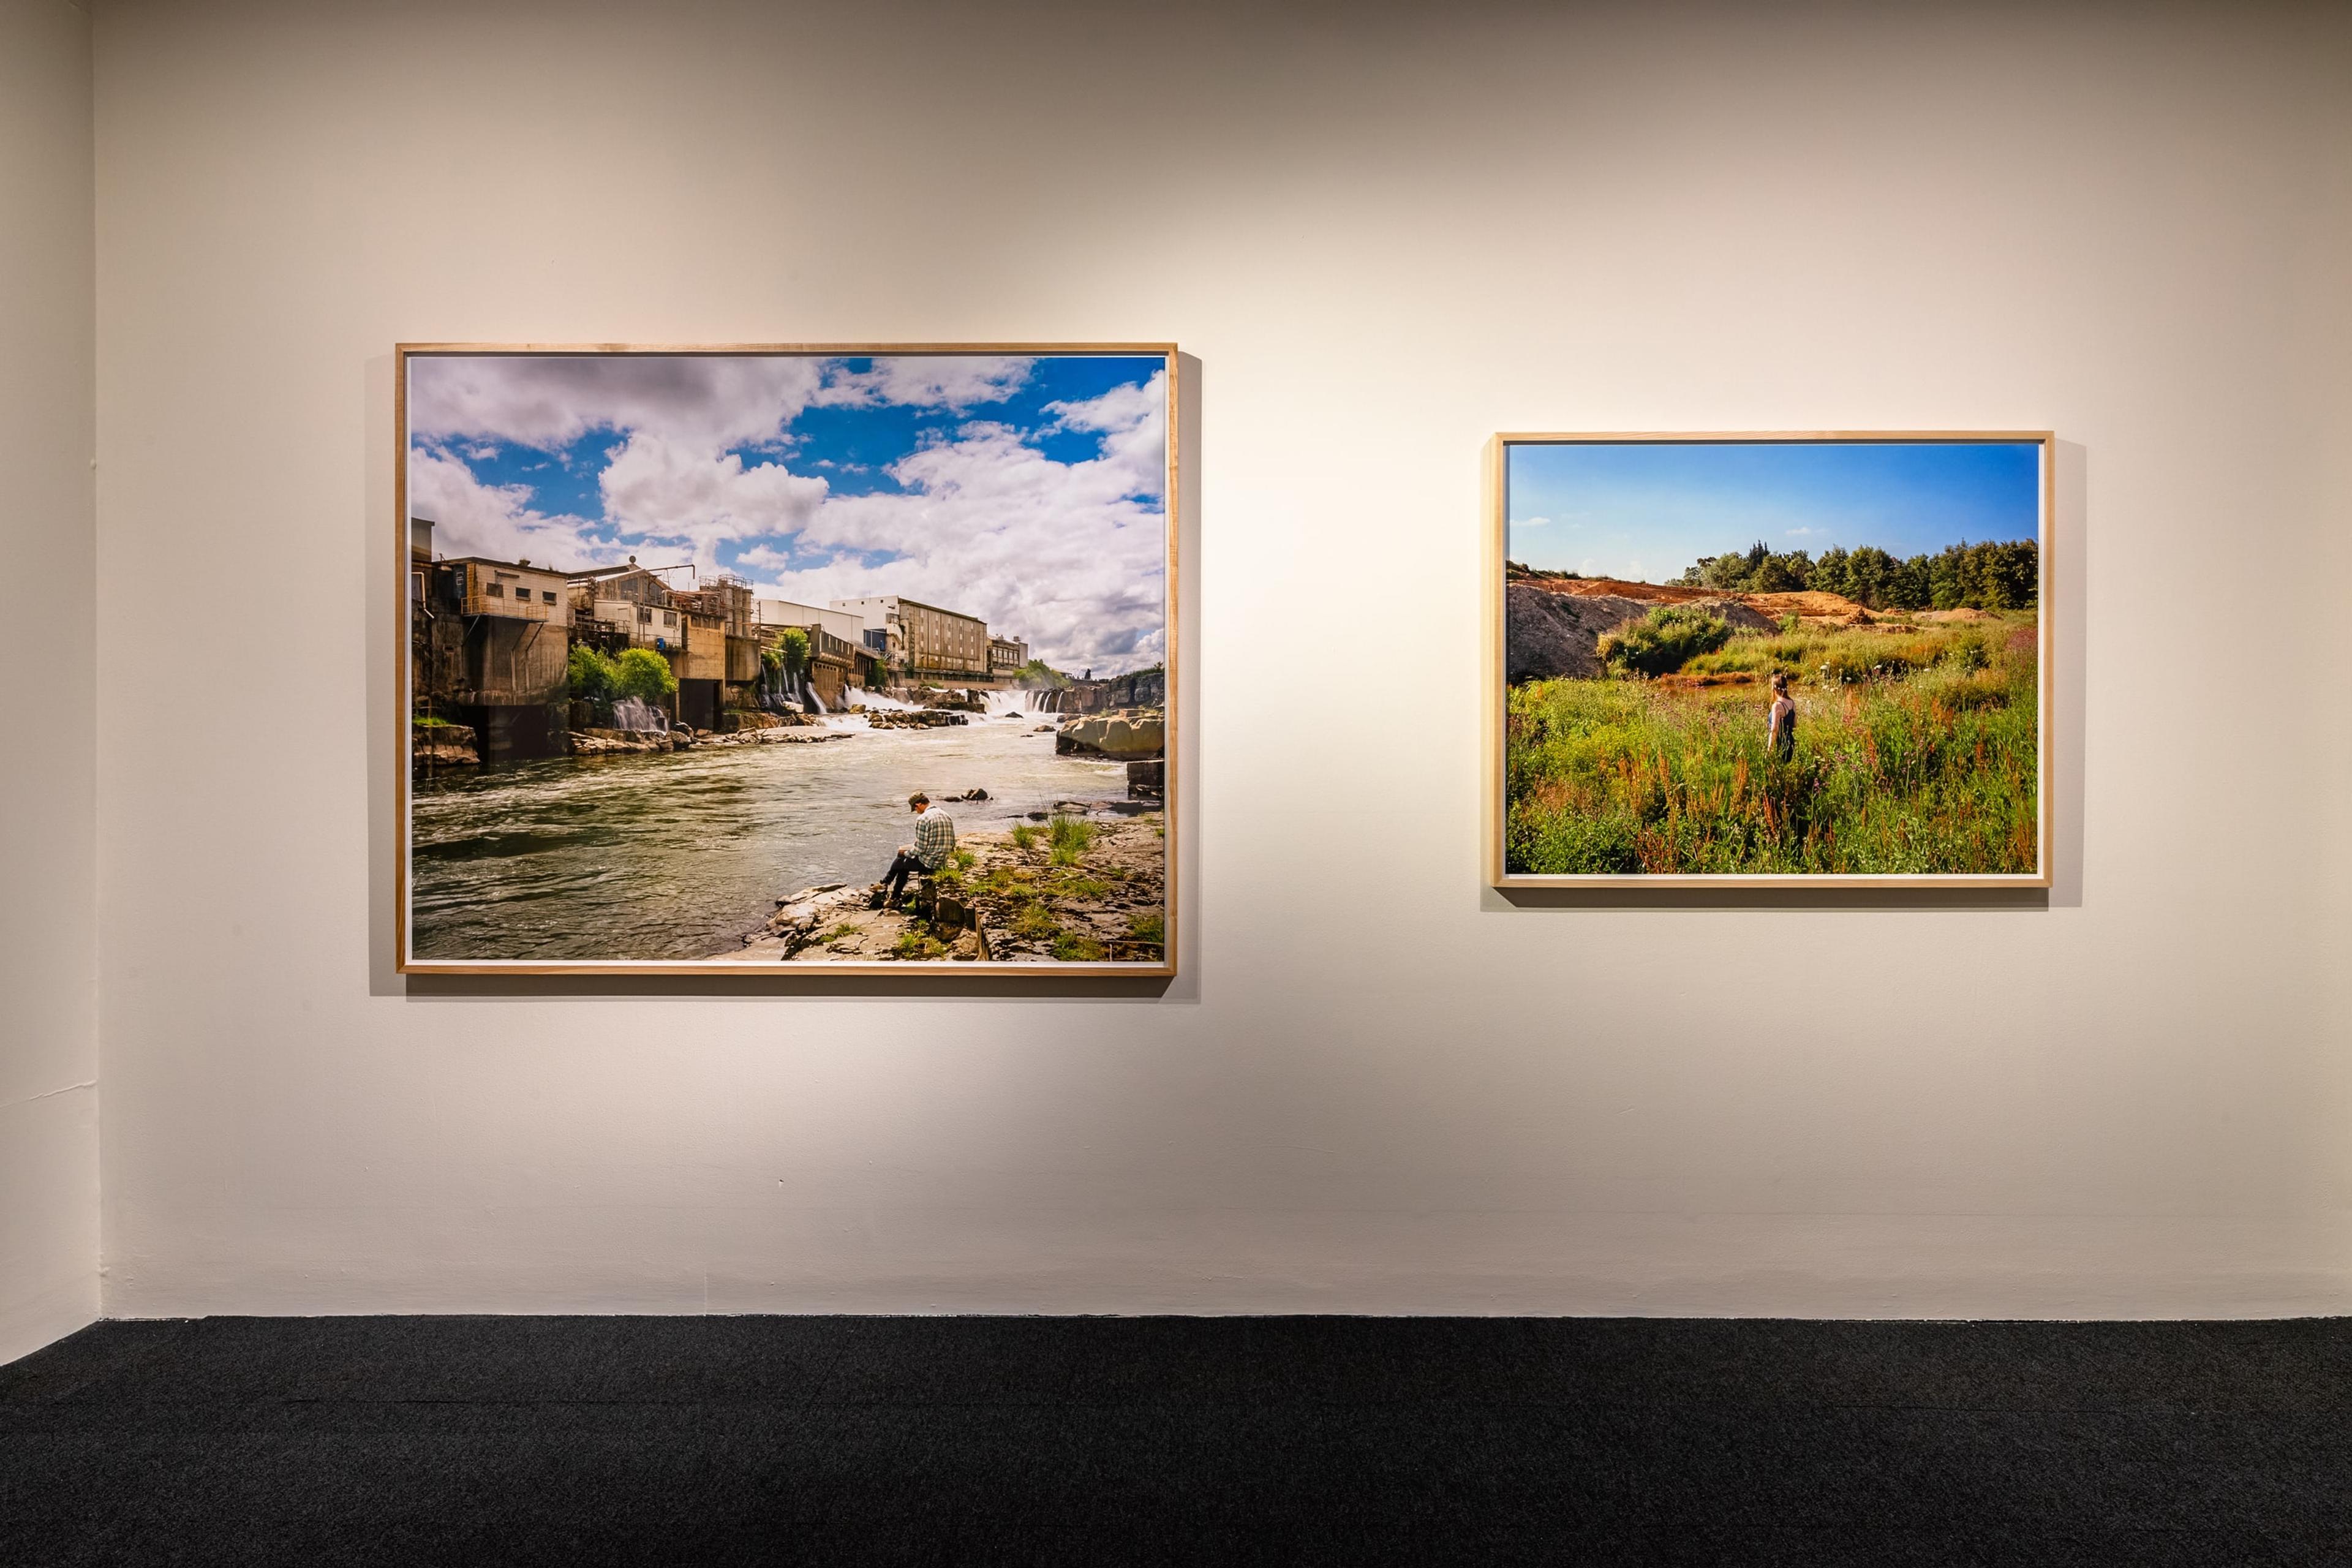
[1769,670,1790,695]
[908,791,929,808]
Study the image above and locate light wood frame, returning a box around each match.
[394,342,1182,976]
[1485,431,2056,891]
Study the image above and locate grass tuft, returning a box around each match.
[1047,814,1096,866]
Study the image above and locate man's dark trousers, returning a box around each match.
[878,850,927,906]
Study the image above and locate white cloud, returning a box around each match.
[598,432,831,562]
[1786,526,1817,536]
[409,356,1168,676]
[750,371,1169,675]
[1517,516,1551,528]
[410,355,831,453]
[409,445,620,569]
[809,356,1033,411]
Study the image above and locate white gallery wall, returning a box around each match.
[0,0,100,1362]
[89,0,2352,1317]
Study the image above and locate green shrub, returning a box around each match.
[567,644,620,703]
[773,626,810,676]
[1599,606,1733,676]
[612,647,678,703]
[1010,823,1041,852]
[1126,912,1164,944]
[1016,658,1070,690]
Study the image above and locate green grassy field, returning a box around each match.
[1505,613,2039,876]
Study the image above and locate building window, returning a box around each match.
[663,611,676,626]
[639,607,652,623]
[542,590,557,605]
[485,581,504,597]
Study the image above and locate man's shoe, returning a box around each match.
[868,890,887,910]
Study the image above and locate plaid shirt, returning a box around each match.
[914,806,957,870]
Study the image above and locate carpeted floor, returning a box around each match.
[4,1315,2351,1565]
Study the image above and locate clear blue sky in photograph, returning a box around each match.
[1506,440,2042,582]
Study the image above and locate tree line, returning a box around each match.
[1672,538,2038,611]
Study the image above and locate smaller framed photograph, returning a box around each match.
[1486,432,2054,889]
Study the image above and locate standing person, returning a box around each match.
[1766,669,1797,762]
[872,791,957,909]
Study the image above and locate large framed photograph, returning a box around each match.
[1487,432,2052,888]
[396,344,1179,975]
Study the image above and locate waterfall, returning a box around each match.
[846,686,916,712]
[805,684,826,715]
[612,696,666,733]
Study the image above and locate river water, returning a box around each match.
[409,707,1137,960]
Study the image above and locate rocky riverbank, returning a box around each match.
[717,806,1166,965]
[412,722,479,768]
[866,708,972,730]
[570,724,853,757]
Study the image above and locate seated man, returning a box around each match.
[872,791,956,909]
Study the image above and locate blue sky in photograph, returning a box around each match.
[1506,441,2042,582]
[406,352,1169,674]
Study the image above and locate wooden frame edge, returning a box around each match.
[1486,429,2057,893]
[394,342,1184,978]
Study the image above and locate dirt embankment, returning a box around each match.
[1505,583,1782,684]
[1510,568,1873,625]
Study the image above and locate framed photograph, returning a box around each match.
[396,344,1179,975]
[1487,432,2053,889]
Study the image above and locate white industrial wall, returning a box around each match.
[88,0,2352,1319]
[0,0,99,1362]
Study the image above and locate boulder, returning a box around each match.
[1055,710,1165,758]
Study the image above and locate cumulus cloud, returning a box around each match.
[408,356,1168,676]
[409,446,620,568]
[752,371,1169,674]
[598,432,831,562]
[410,355,831,453]
[810,355,1033,411]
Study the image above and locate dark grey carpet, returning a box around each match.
[4,1315,2351,1565]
